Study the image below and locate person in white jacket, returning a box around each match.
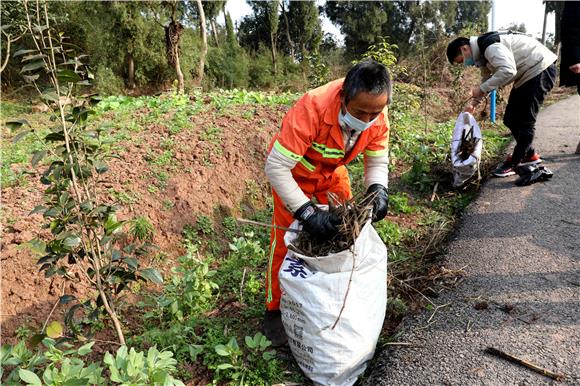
[447,31,557,177]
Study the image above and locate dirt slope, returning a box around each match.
[1,103,288,340]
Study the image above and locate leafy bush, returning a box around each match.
[306,51,329,88]
[206,44,250,90]
[375,221,404,247]
[390,83,422,118]
[355,37,407,81]
[196,215,215,236]
[149,245,218,322]
[222,216,238,239]
[130,215,155,241]
[2,339,182,386]
[248,47,275,89]
[388,192,414,215]
[104,346,184,386]
[93,65,125,96]
[209,333,281,386]
[215,232,266,303]
[130,322,203,364]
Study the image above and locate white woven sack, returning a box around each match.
[280,219,387,386]
[451,112,483,187]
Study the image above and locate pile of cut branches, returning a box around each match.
[288,192,374,256]
[457,114,481,162]
[457,124,480,161]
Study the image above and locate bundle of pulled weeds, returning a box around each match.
[288,192,375,256]
[457,124,480,161]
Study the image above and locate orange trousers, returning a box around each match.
[265,166,352,311]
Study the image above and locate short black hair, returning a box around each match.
[343,59,392,105]
[446,37,470,64]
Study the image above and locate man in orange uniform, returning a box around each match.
[263,60,392,346]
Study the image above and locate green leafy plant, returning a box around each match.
[104,346,184,386]
[245,179,261,205]
[2,339,103,385]
[7,2,162,344]
[15,325,33,340]
[152,245,218,322]
[199,126,222,144]
[147,184,159,193]
[211,333,280,386]
[130,216,155,241]
[306,50,329,88]
[108,188,140,204]
[375,221,404,247]
[222,216,238,239]
[130,323,204,364]
[2,339,184,386]
[388,192,414,215]
[355,36,407,79]
[196,215,214,236]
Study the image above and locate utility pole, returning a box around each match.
[541,1,548,44]
[490,0,497,123]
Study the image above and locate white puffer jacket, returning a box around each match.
[470,33,557,93]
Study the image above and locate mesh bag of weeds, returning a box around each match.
[451,112,483,188]
[279,196,387,386]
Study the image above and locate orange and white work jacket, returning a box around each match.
[265,78,390,212]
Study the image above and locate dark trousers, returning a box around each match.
[503,64,556,164]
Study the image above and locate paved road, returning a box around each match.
[366,95,580,386]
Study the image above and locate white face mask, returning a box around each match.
[338,108,379,133]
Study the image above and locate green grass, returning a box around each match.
[209,89,299,110]
[1,101,49,188]
[130,216,155,241]
[108,188,140,204]
[147,150,174,167]
[199,126,222,144]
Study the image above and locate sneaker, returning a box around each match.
[262,310,288,347]
[522,153,542,165]
[492,161,515,177]
[506,153,543,165]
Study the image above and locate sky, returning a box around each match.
[224,0,556,44]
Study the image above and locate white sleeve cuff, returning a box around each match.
[364,154,389,190]
[265,148,310,213]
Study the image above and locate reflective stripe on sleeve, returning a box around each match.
[365,148,388,157]
[273,140,302,162]
[299,158,316,172]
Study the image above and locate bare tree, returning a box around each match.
[195,0,207,86]
[268,0,280,75]
[1,21,26,73]
[280,0,295,59]
[164,1,185,93]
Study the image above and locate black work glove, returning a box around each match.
[294,202,341,241]
[364,184,389,222]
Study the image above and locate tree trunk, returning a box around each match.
[0,34,13,73]
[281,1,295,59]
[196,0,207,87]
[164,2,185,93]
[210,18,220,47]
[127,52,135,89]
[270,33,277,75]
[174,48,184,93]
